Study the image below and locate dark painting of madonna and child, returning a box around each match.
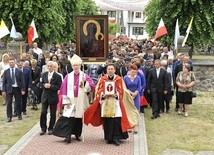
[75,15,108,62]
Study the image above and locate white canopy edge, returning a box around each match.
[94,0,149,11]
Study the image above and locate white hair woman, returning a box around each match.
[0,53,10,105]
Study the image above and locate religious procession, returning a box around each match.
[0,0,214,155]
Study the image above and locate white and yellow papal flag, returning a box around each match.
[0,19,10,39]
[182,17,193,47]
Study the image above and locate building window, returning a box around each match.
[107,11,116,18]
[132,27,144,35]
[135,12,142,18]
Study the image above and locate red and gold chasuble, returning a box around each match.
[84,75,132,132]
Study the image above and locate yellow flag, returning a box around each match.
[0,19,10,39]
[182,17,194,47]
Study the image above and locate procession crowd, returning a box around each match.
[0,38,196,146]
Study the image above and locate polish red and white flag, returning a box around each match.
[154,18,168,40]
[27,19,38,46]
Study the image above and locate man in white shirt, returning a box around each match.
[147,60,168,119]
[33,42,43,55]
[2,58,25,122]
[39,61,62,135]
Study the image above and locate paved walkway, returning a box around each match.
[4,114,148,155]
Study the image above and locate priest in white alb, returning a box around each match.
[53,54,95,143]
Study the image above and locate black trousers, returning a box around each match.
[163,93,170,111]
[14,92,28,114]
[21,91,28,112]
[6,87,22,118]
[40,101,57,131]
[175,86,179,109]
[151,91,164,116]
[103,117,128,141]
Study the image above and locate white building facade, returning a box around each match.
[94,0,149,40]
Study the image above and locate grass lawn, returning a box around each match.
[0,97,40,150]
[144,91,214,155]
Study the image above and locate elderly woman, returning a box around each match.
[176,63,196,117]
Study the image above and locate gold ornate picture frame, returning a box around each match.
[75,15,108,62]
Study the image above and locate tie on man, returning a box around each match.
[12,68,15,84]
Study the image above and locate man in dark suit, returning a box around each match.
[147,59,168,119]
[40,61,62,135]
[120,58,131,77]
[2,58,25,122]
[16,60,32,115]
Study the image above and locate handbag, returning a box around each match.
[191,91,197,98]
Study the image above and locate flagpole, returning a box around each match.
[20,43,23,59]
[82,61,85,143]
[9,15,14,42]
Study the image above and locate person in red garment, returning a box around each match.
[84,63,139,146]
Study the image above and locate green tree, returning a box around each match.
[0,0,98,46]
[108,23,117,35]
[0,0,65,45]
[80,0,98,15]
[61,0,98,43]
[144,0,214,46]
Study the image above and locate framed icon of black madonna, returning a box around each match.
[75,15,108,62]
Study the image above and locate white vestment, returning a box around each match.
[62,71,91,118]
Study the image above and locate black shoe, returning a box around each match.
[175,108,178,112]
[40,130,46,135]
[151,115,157,119]
[75,135,81,141]
[48,130,53,135]
[113,139,120,146]
[106,140,113,144]
[157,114,160,117]
[64,137,71,143]
[166,110,169,113]
[23,112,27,115]
[6,117,12,122]
[18,116,22,120]
[12,113,17,117]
